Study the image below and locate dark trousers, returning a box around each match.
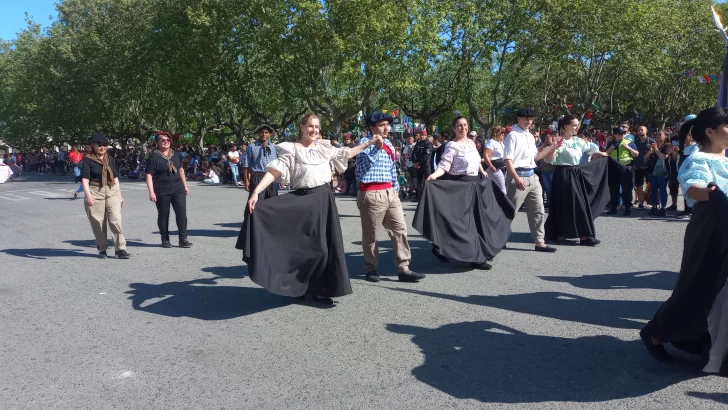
[609,164,633,208]
[416,165,432,200]
[155,190,187,239]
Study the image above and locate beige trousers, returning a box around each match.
[357,188,411,272]
[506,174,545,244]
[85,184,127,252]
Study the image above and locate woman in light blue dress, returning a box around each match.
[641,106,728,375]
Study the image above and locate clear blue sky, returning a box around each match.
[0,0,58,41]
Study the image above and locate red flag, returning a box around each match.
[705,75,712,83]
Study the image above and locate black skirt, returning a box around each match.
[642,189,728,372]
[412,174,515,264]
[249,172,278,199]
[544,158,611,240]
[235,184,352,298]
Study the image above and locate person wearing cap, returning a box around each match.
[606,127,639,216]
[236,113,373,305]
[356,111,425,283]
[503,107,560,253]
[243,124,278,199]
[145,132,193,248]
[80,133,131,259]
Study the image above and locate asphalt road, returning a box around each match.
[1,173,727,409]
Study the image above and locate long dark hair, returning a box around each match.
[678,106,728,151]
[557,115,578,133]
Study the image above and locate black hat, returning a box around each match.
[254,124,275,134]
[613,127,626,134]
[367,111,394,126]
[515,107,536,117]
[90,133,109,145]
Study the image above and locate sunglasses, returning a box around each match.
[159,139,171,143]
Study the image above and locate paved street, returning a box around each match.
[1,174,727,409]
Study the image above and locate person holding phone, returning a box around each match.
[643,130,674,216]
[606,128,639,216]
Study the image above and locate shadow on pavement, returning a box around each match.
[0,248,96,259]
[214,222,242,229]
[539,271,678,291]
[388,320,700,403]
[385,288,661,330]
[201,265,246,279]
[154,229,238,238]
[125,272,293,320]
[686,392,728,404]
[64,239,158,248]
[344,239,472,277]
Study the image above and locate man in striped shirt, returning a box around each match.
[356,111,425,283]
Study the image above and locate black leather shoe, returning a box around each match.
[624,208,632,217]
[471,261,492,270]
[535,245,557,253]
[98,251,108,259]
[179,237,193,248]
[161,239,172,248]
[665,204,677,211]
[311,295,335,305]
[579,238,601,246]
[398,270,425,282]
[115,250,131,259]
[607,208,618,215]
[365,271,381,282]
[432,248,449,263]
[639,329,673,363]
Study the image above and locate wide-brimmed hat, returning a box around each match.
[254,124,275,134]
[367,112,394,126]
[90,133,110,145]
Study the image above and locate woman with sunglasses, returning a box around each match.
[483,126,507,193]
[145,132,192,248]
[81,133,131,259]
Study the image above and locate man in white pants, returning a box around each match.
[503,108,561,253]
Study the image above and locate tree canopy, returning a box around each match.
[0,0,725,148]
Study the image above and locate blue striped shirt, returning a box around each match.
[243,141,277,172]
[355,137,399,191]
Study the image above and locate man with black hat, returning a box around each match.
[243,124,278,199]
[503,108,561,253]
[356,111,425,283]
[606,126,639,216]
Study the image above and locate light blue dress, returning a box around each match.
[678,151,728,207]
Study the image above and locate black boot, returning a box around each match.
[179,236,193,248]
[161,235,172,248]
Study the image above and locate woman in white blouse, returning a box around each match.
[235,113,372,305]
[413,116,515,271]
[543,115,609,246]
[483,125,507,193]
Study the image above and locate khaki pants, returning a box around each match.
[85,184,127,252]
[357,188,411,272]
[506,174,545,244]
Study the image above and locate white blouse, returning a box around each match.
[438,139,481,176]
[267,140,350,189]
[485,139,505,160]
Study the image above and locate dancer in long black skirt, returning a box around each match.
[640,107,728,375]
[543,115,609,246]
[413,116,515,270]
[235,113,373,305]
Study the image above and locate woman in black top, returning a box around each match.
[81,133,131,259]
[145,132,192,248]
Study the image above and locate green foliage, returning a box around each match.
[0,0,726,149]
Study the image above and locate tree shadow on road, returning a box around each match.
[388,320,701,403]
[0,248,96,259]
[125,268,293,320]
[686,392,728,404]
[540,270,679,291]
[385,287,661,330]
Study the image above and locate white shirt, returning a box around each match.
[485,139,505,160]
[267,140,350,189]
[227,151,240,164]
[0,165,13,183]
[438,139,481,176]
[503,125,538,169]
[208,169,220,183]
[403,144,415,168]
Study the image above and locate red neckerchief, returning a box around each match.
[381,143,395,162]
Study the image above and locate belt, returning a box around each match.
[291,184,329,196]
[515,167,535,177]
[87,180,114,188]
[251,171,267,176]
[359,182,393,191]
